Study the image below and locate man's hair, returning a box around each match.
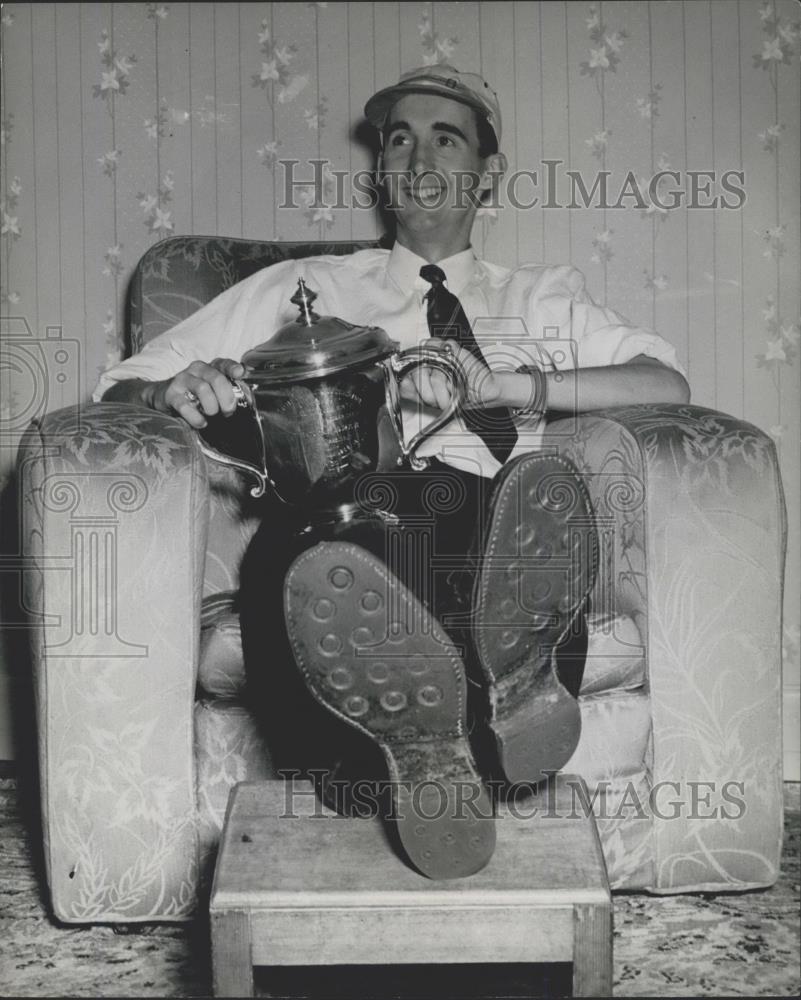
[474,111,499,205]
[474,110,498,159]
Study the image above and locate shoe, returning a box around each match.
[470,453,598,785]
[284,541,496,880]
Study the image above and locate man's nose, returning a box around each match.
[410,139,434,175]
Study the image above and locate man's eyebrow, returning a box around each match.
[385,120,469,143]
[431,121,469,142]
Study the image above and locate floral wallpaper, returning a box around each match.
[0,0,799,770]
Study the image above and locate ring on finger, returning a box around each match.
[184,389,200,405]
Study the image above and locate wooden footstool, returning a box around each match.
[209,776,612,998]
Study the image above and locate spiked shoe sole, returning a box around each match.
[284,541,496,880]
[473,454,598,784]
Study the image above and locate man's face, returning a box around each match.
[379,93,495,240]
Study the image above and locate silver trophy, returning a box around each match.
[197,278,466,523]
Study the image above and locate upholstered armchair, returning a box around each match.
[18,236,786,923]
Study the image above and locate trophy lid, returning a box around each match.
[241,278,398,384]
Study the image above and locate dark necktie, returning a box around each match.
[420,264,518,464]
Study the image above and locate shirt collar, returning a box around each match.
[387,242,479,298]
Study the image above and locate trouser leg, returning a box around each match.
[335,461,491,629]
[238,495,341,774]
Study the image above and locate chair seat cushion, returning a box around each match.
[563,689,652,783]
[580,613,645,694]
[199,606,244,700]
[194,699,275,878]
[197,600,646,699]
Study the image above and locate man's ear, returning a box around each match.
[479,151,508,194]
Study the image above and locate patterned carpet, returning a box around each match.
[0,779,798,999]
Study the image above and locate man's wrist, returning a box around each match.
[508,365,549,415]
[102,378,162,410]
[145,380,168,411]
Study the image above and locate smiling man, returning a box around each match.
[95,64,689,881]
[380,93,498,257]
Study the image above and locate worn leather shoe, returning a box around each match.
[469,453,598,785]
[284,541,496,880]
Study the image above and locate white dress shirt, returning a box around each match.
[94,242,684,478]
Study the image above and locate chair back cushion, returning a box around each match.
[126,236,381,355]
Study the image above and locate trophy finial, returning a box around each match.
[291,278,319,327]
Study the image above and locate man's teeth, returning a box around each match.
[399,184,445,204]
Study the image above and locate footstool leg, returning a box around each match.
[572,903,612,997]
[211,909,254,997]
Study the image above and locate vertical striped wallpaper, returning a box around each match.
[1,1,799,760]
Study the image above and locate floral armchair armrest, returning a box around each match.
[544,403,786,892]
[18,402,209,922]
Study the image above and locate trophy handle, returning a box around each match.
[384,343,467,470]
[195,380,274,499]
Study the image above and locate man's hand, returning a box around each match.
[149,358,245,429]
[399,339,502,412]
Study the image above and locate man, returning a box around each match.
[96,66,689,880]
